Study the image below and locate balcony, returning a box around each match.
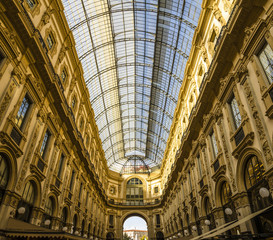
[10,126,23,145]
[107,199,161,207]
[231,118,254,158]
[198,177,208,196]
[212,154,226,182]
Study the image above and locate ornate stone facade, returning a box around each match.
[0,0,273,240]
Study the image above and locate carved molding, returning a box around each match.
[16,122,41,191]
[243,78,273,163]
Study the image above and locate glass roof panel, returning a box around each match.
[62,0,202,173]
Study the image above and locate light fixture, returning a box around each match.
[18,207,26,214]
[204,219,211,226]
[44,219,51,226]
[192,226,197,231]
[62,226,68,231]
[259,187,270,198]
[225,208,233,215]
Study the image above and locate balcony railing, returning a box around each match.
[108,199,161,206]
[234,127,245,146]
[213,159,220,172]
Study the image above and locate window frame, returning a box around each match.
[220,181,232,206]
[244,155,265,190]
[257,42,273,85]
[210,130,218,158]
[196,154,202,179]
[69,170,75,191]
[46,33,55,50]
[227,93,242,130]
[15,94,32,130]
[57,154,65,179]
[126,178,144,205]
[40,129,51,159]
[26,0,37,9]
[60,68,67,83]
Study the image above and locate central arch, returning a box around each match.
[121,211,151,240]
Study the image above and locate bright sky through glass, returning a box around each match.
[123,216,148,231]
[62,0,202,173]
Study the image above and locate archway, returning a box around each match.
[106,232,115,240]
[156,231,164,240]
[123,215,148,240]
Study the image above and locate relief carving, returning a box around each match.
[16,122,41,191]
[212,2,226,25]
[218,117,237,192]
[0,20,19,55]
[57,45,70,67]
[0,80,17,123]
[243,79,273,163]
[38,9,54,30]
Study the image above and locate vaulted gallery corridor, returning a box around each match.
[0,0,273,239]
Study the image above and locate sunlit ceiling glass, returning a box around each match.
[62,0,202,173]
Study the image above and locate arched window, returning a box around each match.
[87,223,91,238]
[0,154,9,204]
[193,207,202,235]
[126,178,143,205]
[220,182,232,206]
[81,219,85,236]
[73,214,78,234]
[186,214,191,235]
[204,197,216,230]
[45,197,53,215]
[244,155,273,233]
[61,207,68,229]
[245,155,265,190]
[16,181,35,222]
[220,182,237,224]
[179,217,184,235]
[42,197,54,228]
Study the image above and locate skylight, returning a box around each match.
[62,0,202,173]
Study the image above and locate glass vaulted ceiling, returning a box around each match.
[62,0,202,173]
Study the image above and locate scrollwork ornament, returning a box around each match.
[243,79,273,163]
[218,118,237,192]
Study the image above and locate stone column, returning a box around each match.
[233,192,254,233]
[0,191,20,229]
[212,207,225,228]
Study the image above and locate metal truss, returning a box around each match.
[62,0,202,173]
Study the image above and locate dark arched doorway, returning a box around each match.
[193,207,202,235]
[156,231,164,240]
[107,232,114,240]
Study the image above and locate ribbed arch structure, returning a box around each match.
[62,0,202,173]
